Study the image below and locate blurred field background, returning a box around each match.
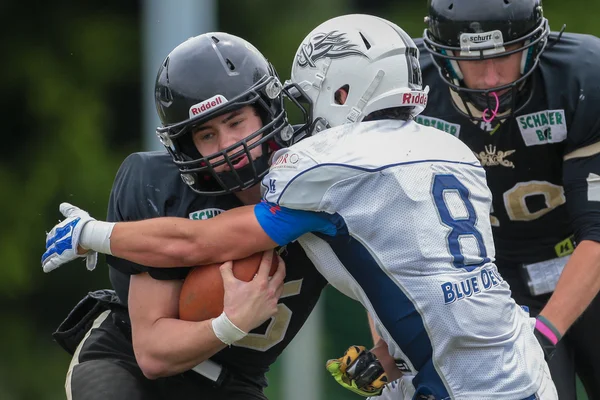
[0,0,594,398]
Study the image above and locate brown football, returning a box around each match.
[179,252,279,322]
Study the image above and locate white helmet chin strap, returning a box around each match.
[345,70,385,123]
[311,58,331,90]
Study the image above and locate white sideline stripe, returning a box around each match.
[65,310,111,400]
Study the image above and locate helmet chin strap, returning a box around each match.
[345,70,385,123]
[467,87,514,114]
[215,153,270,191]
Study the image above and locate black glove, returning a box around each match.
[534,315,562,361]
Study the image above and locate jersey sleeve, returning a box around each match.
[560,35,600,244]
[106,153,189,280]
[262,147,366,210]
[564,92,600,157]
[257,146,354,245]
[261,147,320,208]
[253,201,339,246]
[563,156,600,244]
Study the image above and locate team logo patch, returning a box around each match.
[516,109,567,146]
[268,178,277,194]
[189,208,225,220]
[297,30,367,68]
[475,145,515,168]
[271,152,300,170]
[415,115,461,137]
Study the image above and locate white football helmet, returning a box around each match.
[287,14,429,133]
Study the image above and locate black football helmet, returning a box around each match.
[155,33,304,195]
[422,0,550,120]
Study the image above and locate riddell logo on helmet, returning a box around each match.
[188,95,228,118]
[402,92,427,106]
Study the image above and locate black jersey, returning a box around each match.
[416,32,600,264]
[105,151,327,385]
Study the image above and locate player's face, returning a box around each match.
[192,106,264,173]
[457,44,523,93]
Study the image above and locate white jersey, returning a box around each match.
[262,120,552,400]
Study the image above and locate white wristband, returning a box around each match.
[80,220,115,255]
[211,312,248,345]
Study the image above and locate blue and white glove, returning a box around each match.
[42,203,98,273]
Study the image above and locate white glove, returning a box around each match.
[42,203,98,273]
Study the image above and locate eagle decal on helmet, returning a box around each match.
[297,30,368,68]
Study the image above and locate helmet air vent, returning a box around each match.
[359,32,371,50]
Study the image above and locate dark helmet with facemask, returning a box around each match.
[422,0,550,121]
[154,32,300,195]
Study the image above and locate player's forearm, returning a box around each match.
[107,218,213,267]
[540,240,600,334]
[134,317,226,379]
[370,338,403,381]
[367,313,382,345]
[81,206,272,268]
[367,313,402,380]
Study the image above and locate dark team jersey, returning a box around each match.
[104,151,327,385]
[415,32,600,264]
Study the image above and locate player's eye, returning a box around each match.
[202,132,215,141]
[230,118,244,128]
[195,131,215,142]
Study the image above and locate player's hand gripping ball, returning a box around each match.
[179,252,279,321]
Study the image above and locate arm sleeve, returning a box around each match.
[254,201,339,246]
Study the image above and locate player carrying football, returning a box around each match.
[46,33,327,400]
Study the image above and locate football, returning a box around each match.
[179,252,279,322]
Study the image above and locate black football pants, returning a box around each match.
[66,309,267,400]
